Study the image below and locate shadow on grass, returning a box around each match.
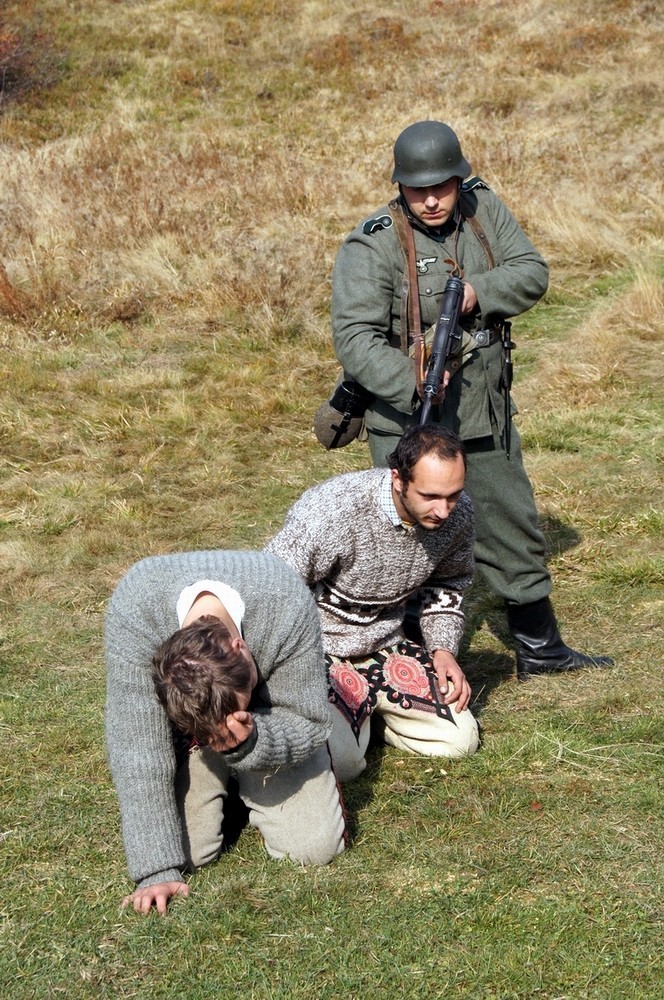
[340,742,386,843]
[461,588,521,715]
[220,778,250,851]
[465,648,517,715]
[538,513,581,557]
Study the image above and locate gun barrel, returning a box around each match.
[420,397,433,425]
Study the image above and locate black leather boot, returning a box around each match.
[506,597,614,680]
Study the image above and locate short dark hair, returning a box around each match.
[151,616,254,744]
[388,424,466,487]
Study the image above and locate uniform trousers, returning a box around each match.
[174,743,346,868]
[326,640,480,782]
[367,422,552,605]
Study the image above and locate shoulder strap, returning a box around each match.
[388,192,496,377]
[458,187,495,270]
[388,199,423,363]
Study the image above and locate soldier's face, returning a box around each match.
[391,453,465,530]
[401,178,460,228]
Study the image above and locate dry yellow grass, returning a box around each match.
[1,0,662,333]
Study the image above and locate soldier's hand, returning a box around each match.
[417,369,450,404]
[461,281,478,315]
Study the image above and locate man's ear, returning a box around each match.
[391,467,403,495]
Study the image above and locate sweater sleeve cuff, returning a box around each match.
[215,721,259,766]
[136,868,184,890]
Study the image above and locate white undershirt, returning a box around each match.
[176,579,245,634]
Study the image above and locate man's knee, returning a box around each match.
[186,831,223,871]
[242,746,347,864]
[378,708,480,759]
[438,714,480,758]
[278,824,346,866]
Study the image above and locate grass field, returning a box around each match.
[1,1,663,997]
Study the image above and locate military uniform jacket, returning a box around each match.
[331,181,549,441]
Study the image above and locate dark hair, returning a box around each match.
[388,424,466,487]
[151,616,254,744]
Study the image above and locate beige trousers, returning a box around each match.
[174,743,346,870]
[326,644,480,782]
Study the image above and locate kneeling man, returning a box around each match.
[265,424,480,781]
[105,550,346,915]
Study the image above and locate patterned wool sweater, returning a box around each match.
[264,469,475,658]
[105,550,331,888]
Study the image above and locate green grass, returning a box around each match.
[2,301,662,999]
[1,0,663,997]
[2,707,662,997]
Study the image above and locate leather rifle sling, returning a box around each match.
[388,200,425,390]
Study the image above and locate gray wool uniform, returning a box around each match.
[331,181,551,605]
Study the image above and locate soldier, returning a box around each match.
[317,120,612,680]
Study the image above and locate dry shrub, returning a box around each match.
[517,24,630,74]
[0,259,30,317]
[537,173,664,280]
[0,7,60,106]
[0,0,661,343]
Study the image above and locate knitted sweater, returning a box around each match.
[264,469,475,658]
[104,550,331,888]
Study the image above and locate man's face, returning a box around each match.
[401,177,460,228]
[234,638,259,691]
[391,452,465,530]
[206,640,258,751]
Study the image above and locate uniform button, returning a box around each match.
[424,287,433,295]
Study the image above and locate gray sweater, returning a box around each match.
[265,469,475,658]
[105,550,331,888]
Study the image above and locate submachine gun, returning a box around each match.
[419,275,516,460]
[419,275,464,426]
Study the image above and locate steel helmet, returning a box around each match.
[391,121,471,186]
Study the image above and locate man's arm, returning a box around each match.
[332,226,417,413]
[264,486,345,588]
[104,563,189,893]
[418,494,476,710]
[463,188,549,321]
[216,554,333,773]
